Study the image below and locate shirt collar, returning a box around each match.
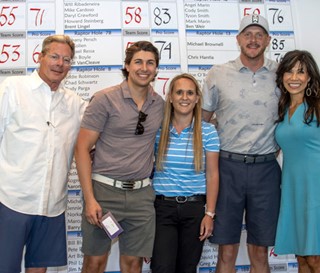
[120,80,157,106]
[169,118,195,134]
[30,70,65,94]
[235,56,273,73]
[30,70,45,90]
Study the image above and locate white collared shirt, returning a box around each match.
[0,71,86,216]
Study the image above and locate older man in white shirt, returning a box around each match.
[0,35,86,273]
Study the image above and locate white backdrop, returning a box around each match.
[1,0,319,272]
[292,0,320,66]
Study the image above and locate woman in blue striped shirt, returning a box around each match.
[151,73,220,273]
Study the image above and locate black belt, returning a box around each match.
[220,150,277,164]
[156,195,206,203]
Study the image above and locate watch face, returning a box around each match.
[205,211,216,219]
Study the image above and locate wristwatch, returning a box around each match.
[205,211,216,220]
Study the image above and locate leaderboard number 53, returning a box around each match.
[0,44,20,63]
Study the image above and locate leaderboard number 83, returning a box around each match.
[153,7,171,26]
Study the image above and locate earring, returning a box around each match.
[306,85,312,96]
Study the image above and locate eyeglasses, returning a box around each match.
[135,111,148,135]
[47,54,72,66]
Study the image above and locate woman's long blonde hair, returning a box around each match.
[156,73,204,172]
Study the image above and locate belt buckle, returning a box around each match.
[175,196,187,203]
[121,180,135,190]
[244,155,255,164]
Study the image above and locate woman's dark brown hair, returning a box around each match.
[276,50,320,126]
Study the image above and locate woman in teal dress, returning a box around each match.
[274,50,320,273]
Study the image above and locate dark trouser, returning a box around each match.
[151,197,206,273]
[210,156,281,246]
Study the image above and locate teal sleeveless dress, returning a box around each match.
[275,104,320,255]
